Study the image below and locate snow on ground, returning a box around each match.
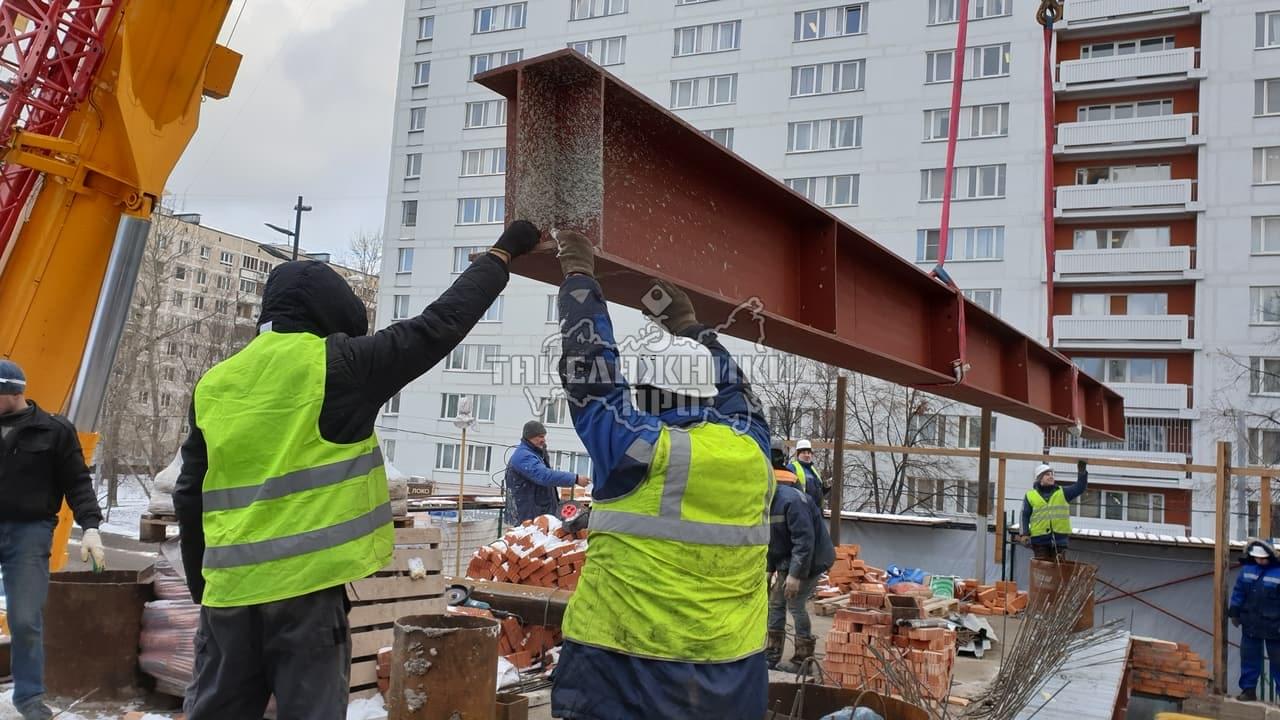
[97,477,153,540]
[0,687,389,719]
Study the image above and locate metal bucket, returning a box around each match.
[1028,559,1096,631]
[387,613,500,719]
[765,683,929,720]
[44,570,151,699]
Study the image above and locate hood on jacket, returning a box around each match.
[1243,538,1279,565]
[257,260,368,338]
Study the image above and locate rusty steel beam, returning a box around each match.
[477,50,1124,441]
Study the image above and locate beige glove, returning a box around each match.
[784,574,803,600]
[556,230,595,278]
[81,528,106,571]
[643,280,697,335]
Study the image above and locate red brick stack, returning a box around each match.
[958,579,1029,616]
[1128,637,1211,699]
[822,609,957,701]
[498,616,563,671]
[823,545,887,592]
[464,515,589,590]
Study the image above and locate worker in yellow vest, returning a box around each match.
[173,221,541,720]
[550,231,774,720]
[1019,460,1088,561]
[790,438,828,510]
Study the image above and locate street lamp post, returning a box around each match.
[263,195,312,260]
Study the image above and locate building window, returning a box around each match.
[1077,99,1173,122]
[418,15,435,40]
[1081,36,1174,58]
[199,245,210,259]
[542,396,572,425]
[193,269,207,285]
[465,99,507,129]
[441,393,497,422]
[669,74,737,109]
[926,44,1009,83]
[1258,12,1280,49]
[470,50,523,80]
[413,61,431,87]
[402,200,418,227]
[215,275,232,291]
[552,450,592,476]
[460,148,507,177]
[962,288,1002,315]
[926,50,954,83]
[794,4,867,42]
[239,279,256,294]
[570,0,628,21]
[436,444,494,472]
[1073,227,1170,249]
[703,128,734,149]
[1076,164,1170,184]
[474,3,526,33]
[1071,292,1168,316]
[174,265,186,280]
[1252,286,1280,325]
[929,0,1009,24]
[1073,357,1168,384]
[1070,490,1164,524]
[916,226,1005,262]
[219,250,233,265]
[1255,217,1280,255]
[790,59,865,97]
[1255,147,1280,184]
[546,294,560,322]
[457,197,505,225]
[1250,357,1280,396]
[955,415,997,449]
[1249,428,1280,466]
[905,477,947,513]
[384,392,401,416]
[452,245,487,273]
[397,248,415,274]
[392,295,411,320]
[383,439,396,463]
[481,296,504,322]
[172,291,183,307]
[405,153,422,179]
[445,344,501,371]
[1258,79,1280,117]
[787,117,862,153]
[923,103,1009,141]
[920,165,1007,201]
[673,20,740,56]
[192,295,205,310]
[569,36,626,65]
[785,174,860,208]
[409,107,427,132]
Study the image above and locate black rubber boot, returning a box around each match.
[765,630,786,669]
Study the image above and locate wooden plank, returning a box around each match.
[352,628,394,660]
[994,458,1007,565]
[822,442,1216,474]
[348,574,446,603]
[350,660,378,688]
[1212,441,1231,694]
[395,526,443,544]
[378,547,444,573]
[829,374,847,545]
[349,597,446,628]
[1262,476,1273,539]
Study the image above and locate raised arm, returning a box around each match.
[1062,459,1089,502]
[512,449,578,488]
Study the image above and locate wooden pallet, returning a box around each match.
[347,526,446,698]
[138,513,178,543]
[922,598,959,618]
[814,593,853,616]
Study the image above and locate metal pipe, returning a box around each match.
[66,215,150,429]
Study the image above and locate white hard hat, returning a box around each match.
[1034,463,1054,480]
[634,335,718,399]
[1250,544,1271,559]
[796,439,813,451]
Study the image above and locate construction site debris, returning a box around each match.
[465,515,588,590]
[823,608,958,701]
[956,579,1028,617]
[1127,636,1211,700]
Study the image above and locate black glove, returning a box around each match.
[493,220,541,260]
[1077,459,1088,473]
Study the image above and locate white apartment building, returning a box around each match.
[378,0,1280,538]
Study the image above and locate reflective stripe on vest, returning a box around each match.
[1026,487,1072,537]
[564,423,773,662]
[195,331,393,608]
[791,460,821,492]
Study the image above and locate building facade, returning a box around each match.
[380,0,1280,536]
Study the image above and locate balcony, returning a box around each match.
[1053,314,1199,349]
[1056,48,1203,94]
[1055,114,1201,156]
[1060,0,1207,34]
[1055,180,1202,219]
[1054,246,1202,284]
[1109,382,1196,417]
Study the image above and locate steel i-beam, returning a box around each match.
[477,50,1124,441]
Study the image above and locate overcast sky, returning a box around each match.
[167,0,403,261]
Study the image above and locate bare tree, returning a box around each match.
[341,229,382,330]
[1208,339,1280,468]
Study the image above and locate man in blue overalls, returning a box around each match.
[1230,539,1280,701]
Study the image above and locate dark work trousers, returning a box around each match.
[1032,544,1067,561]
[184,585,351,720]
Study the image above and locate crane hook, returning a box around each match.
[1036,0,1063,27]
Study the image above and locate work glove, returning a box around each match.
[1077,459,1088,472]
[492,220,542,262]
[81,528,106,571]
[556,230,595,278]
[575,475,591,487]
[642,280,698,336]
[784,574,803,600]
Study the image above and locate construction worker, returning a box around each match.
[790,438,827,510]
[1230,540,1280,701]
[1018,459,1088,561]
[550,231,773,720]
[767,438,835,673]
[0,359,106,720]
[173,220,541,720]
[504,419,589,524]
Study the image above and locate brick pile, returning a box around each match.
[498,615,563,671]
[464,514,589,590]
[821,544,887,594]
[822,608,957,701]
[1128,637,1211,699]
[957,579,1029,616]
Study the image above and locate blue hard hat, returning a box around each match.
[0,359,27,395]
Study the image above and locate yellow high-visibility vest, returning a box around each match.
[1026,487,1071,537]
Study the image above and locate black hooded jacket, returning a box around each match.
[173,254,509,603]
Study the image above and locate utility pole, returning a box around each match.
[291,195,311,260]
[452,396,476,578]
